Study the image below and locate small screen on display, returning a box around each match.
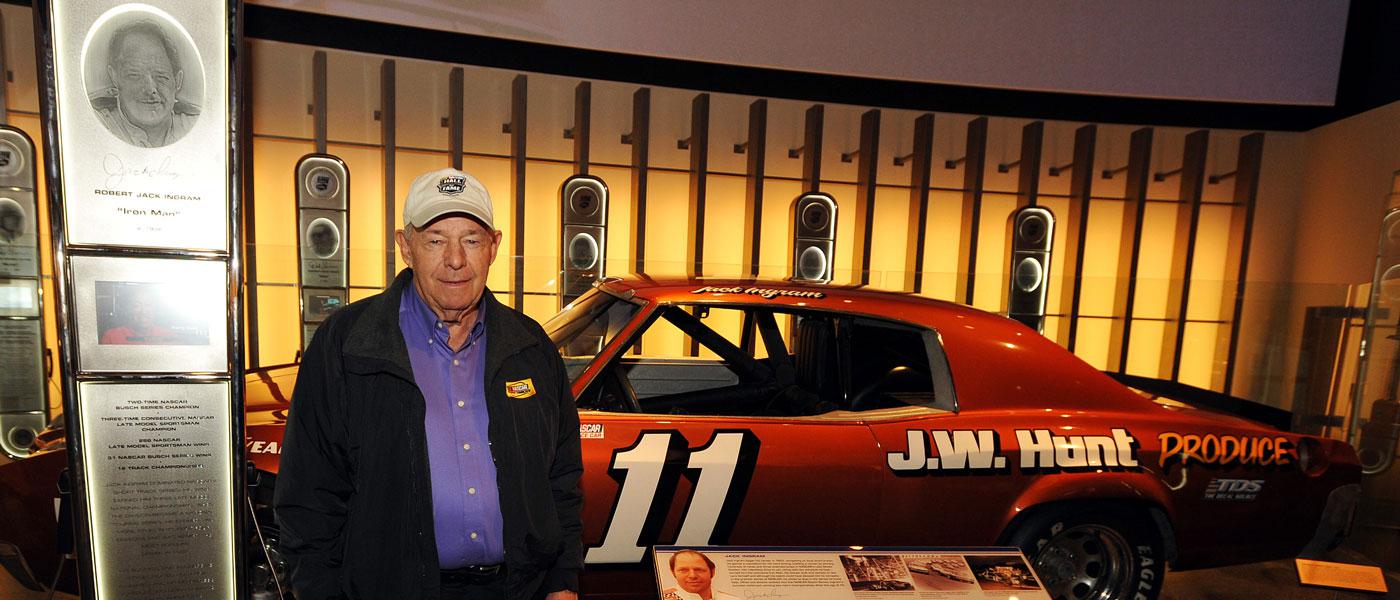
[95,280,209,345]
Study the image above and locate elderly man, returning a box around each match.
[276,168,582,600]
[91,19,199,147]
[662,551,739,600]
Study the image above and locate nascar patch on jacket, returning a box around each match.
[506,378,536,399]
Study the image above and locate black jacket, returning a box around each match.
[274,270,583,600]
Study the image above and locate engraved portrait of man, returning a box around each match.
[89,18,200,148]
[0,198,24,244]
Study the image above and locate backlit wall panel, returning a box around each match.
[3,14,1287,405]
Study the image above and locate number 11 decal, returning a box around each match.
[586,430,760,564]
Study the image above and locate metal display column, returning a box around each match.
[35,1,244,598]
[0,122,47,459]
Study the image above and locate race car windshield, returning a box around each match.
[545,289,641,381]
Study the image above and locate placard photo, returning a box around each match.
[50,1,229,250]
[95,280,210,345]
[301,287,346,323]
[71,255,227,373]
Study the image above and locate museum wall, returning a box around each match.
[0,3,1389,418]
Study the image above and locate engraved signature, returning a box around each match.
[744,590,788,600]
[103,153,179,187]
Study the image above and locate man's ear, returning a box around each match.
[174,69,184,95]
[106,65,117,91]
[394,229,414,269]
[487,228,503,266]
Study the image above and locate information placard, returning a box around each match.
[653,546,1050,600]
[78,381,235,600]
[0,320,44,412]
[49,2,230,250]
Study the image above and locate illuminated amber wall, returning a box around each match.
[0,3,1388,412]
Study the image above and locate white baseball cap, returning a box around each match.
[402,168,494,230]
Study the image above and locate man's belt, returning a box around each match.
[441,563,505,584]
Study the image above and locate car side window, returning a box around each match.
[845,317,956,413]
[580,305,840,417]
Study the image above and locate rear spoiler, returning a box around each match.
[1104,372,1293,432]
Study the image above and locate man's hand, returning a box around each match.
[545,591,578,600]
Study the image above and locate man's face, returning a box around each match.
[672,553,714,595]
[396,215,500,320]
[107,31,183,131]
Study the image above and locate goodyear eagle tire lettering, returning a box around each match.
[1006,506,1165,600]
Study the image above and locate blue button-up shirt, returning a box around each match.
[400,284,504,568]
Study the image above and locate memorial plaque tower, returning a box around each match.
[34,1,244,598]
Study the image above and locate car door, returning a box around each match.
[574,304,887,569]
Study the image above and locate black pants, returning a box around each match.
[439,567,506,600]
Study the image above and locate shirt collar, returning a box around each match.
[402,281,486,349]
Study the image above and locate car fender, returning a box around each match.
[999,470,1179,561]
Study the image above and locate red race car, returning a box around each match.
[0,277,1362,600]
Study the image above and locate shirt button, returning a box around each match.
[427,339,434,345]
[457,400,465,408]
[468,487,476,495]
[470,532,478,540]
[453,359,460,366]
[436,322,443,329]
[463,443,470,451]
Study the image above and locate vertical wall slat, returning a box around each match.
[1057,124,1097,352]
[905,113,934,293]
[1218,132,1265,393]
[801,104,823,191]
[686,93,710,277]
[572,82,590,174]
[448,67,463,170]
[1109,127,1154,373]
[1016,121,1044,208]
[509,75,527,308]
[380,59,396,286]
[1161,130,1209,379]
[853,109,880,285]
[741,99,767,278]
[956,117,989,305]
[312,50,327,154]
[627,88,650,274]
[242,39,258,368]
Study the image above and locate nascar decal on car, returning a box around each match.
[1204,478,1264,501]
[586,430,760,564]
[691,285,826,300]
[1158,432,1295,468]
[887,428,1141,474]
[580,423,605,439]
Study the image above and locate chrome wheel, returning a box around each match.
[1031,523,1134,600]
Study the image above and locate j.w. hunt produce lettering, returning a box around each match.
[1158,432,1295,468]
[887,428,1141,473]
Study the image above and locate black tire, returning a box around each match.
[1005,505,1166,600]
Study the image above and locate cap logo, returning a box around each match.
[438,176,467,195]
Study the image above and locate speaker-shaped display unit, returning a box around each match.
[0,125,45,459]
[1355,207,1400,474]
[1005,206,1055,333]
[295,154,349,349]
[789,192,837,284]
[560,175,608,307]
